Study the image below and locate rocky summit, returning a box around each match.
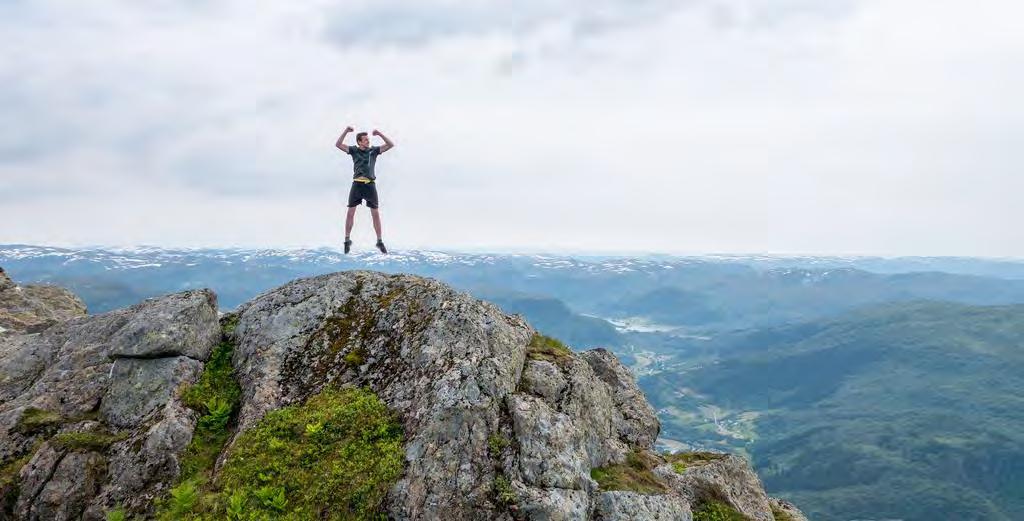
[0,267,805,520]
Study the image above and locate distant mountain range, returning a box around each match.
[3,244,1024,520]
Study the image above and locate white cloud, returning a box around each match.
[1,0,1021,256]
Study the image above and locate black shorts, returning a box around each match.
[347,181,379,209]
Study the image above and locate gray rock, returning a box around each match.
[516,484,591,520]
[227,271,804,520]
[87,401,199,517]
[0,287,219,519]
[0,267,13,291]
[593,491,692,520]
[769,497,809,521]
[231,271,533,520]
[0,267,86,335]
[104,290,219,359]
[100,356,204,429]
[581,349,661,448]
[23,450,106,521]
[656,454,775,521]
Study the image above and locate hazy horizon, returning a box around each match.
[4,242,1024,262]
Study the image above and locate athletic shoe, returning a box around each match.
[376,240,388,254]
[344,239,352,254]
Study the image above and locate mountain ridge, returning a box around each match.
[0,266,805,520]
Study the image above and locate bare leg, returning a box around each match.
[345,207,357,239]
[370,208,383,240]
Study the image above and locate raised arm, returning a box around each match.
[372,129,395,153]
[335,125,354,153]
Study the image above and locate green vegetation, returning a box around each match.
[51,430,128,452]
[493,474,517,506]
[155,330,242,520]
[589,449,667,494]
[105,506,128,521]
[526,334,573,366]
[344,346,367,367]
[216,386,404,520]
[105,505,128,521]
[14,407,62,434]
[645,301,1024,521]
[692,499,746,521]
[178,338,242,482]
[488,433,510,458]
[220,313,239,335]
[664,451,727,474]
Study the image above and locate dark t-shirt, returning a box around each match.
[348,145,381,180]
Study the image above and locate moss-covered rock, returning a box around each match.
[590,449,668,494]
[14,407,62,434]
[51,430,128,452]
[693,498,748,521]
[526,333,574,366]
[216,386,404,520]
[665,451,728,474]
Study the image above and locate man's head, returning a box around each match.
[356,132,369,149]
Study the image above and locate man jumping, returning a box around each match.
[335,125,395,254]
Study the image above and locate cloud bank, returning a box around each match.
[1,0,1021,256]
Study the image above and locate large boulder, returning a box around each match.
[229,271,803,520]
[0,267,86,335]
[0,287,220,520]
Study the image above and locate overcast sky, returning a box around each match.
[1,0,1022,256]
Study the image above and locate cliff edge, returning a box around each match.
[0,268,805,520]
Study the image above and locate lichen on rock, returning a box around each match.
[0,266,806,520]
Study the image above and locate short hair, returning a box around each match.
[356,132,368,142]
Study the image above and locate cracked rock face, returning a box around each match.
[230,271,803,520]
[0,277,219,520]
[0,268,86,335]
[1,267,806,520]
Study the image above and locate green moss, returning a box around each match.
[590,449,667,494]
[494,474,517,506]
[105,505,128,521]
[344,346,368,367]
[693,499,747,521]
[664,451,728,474]
[526,334,573,366]
[181,340,241,416]
[51,431,128,452]
[216,386,404,520]
[488,433,510,458]
[14,407,62,434]
[178,338,242,482]
[220,314,239,335]
[155,329,242,520]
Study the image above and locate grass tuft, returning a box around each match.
[494,474,518,506]
[51,430,128,452]
[590,449,668,494]
[664,451,728,474]
[14,407,62,434]
[693,499,747,521]
[488,434,510,458]
[526,334,574,366]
